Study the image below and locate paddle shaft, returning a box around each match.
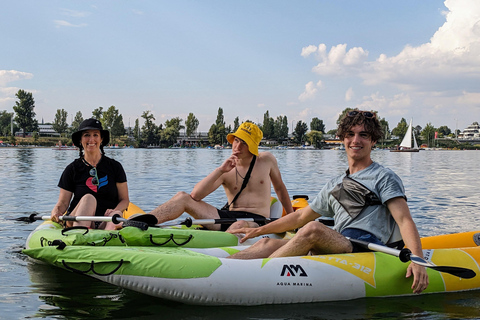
[157,216,334,228]
[157,217,272,228]
[28,214,125,223]
[21,213,153,230]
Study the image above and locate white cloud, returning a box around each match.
[301,0,480,126]
[0,69,36,109]
[301,45,317,58]
[306,43,368,76]
[54,20,88,28]
[298,80,323,101]
[0,70,33,86]
[299,108,311,118]
[362,0,480,88]
[60,9,90,18]
[345,87,354,101]
[457,91,480,105]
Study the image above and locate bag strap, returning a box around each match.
[222,155,256,210]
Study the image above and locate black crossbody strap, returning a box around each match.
[222,155,256,210]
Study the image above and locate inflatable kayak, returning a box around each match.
[24,200,296,250]
[23,221,480,305]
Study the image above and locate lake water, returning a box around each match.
[1,147,480,319]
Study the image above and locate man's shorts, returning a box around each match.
[341,228,385,253]
[216,209,266,231]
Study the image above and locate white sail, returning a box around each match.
[399,119,418,150]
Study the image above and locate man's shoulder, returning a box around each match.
[257,151,277,163]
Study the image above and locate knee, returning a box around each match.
[172,191,191,201]
[297,221,326,240]
[255,237,281,250]
[79,194,97,206]
[228,220,257,230]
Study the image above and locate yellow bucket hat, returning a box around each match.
[227,122,263,156]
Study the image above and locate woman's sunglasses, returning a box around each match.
[89,168,99,186]
[347,110,376,119]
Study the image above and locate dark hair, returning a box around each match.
[336,110,383,142]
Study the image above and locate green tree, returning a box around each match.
[103,106,125,144]
[70,111,84,135]
[162,117,184,146]
[141,110,157,146]
[421,123,436,147]
[133,118,140,143]
[293,120,308,144]
[310,117,325,133]
[306,130,323,148]
[111,115,125,143]
[391,118,408,138]
[336,107,355,125]
[160,122,182,147]
[378,117,390,146]
[262,111,274,139]
[52,109,69,137]
[327,129,337,136]
[13,90,37,137]
[208,107,226,145]
[185,113,199,137]
[437,125,451,137]
[233,117,240,132]
[92,107,103,121]
[0,111,15,136]
[273,115,289,142]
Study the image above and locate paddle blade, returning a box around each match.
[430,266,476,279]
[14,213,42,223]
[409,255,476,279]
[128,214,158,226]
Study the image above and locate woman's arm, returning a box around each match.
[112,182,129,213]
[50,188,73,222]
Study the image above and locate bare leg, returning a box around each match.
[269,221,353,258]
[69,194,97,228]
[148,191,221,230]
[225,220,259,232]
[228,238,289,259]
[103,210,122,230]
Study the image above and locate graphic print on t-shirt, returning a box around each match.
[86,175,108,193]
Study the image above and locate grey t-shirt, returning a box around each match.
[310,162,406,243]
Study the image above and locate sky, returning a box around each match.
[1,0,480,133]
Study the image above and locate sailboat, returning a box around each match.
[390,119,420,152]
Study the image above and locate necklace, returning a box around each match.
[82,156,101,168]
[235,167,245,185]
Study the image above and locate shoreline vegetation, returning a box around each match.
[1,136,479,150]
[3,91,480,150]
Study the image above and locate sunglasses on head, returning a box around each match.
[89,167,99,186]
[347,110,376,119]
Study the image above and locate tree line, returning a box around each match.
[0,89,459,148]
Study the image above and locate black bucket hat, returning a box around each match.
[72,118,110,148]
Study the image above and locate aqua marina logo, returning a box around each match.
[281,264,308,277]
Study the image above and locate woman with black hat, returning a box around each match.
[50,118,129,230]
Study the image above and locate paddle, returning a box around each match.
[15,213,158,231]
[347,237,476,279]
[157,216,334,228]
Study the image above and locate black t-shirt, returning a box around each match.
[58,156,127,216]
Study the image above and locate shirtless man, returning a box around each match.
[228,110,429,294]
[149,122,293,231]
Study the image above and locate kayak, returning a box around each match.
[23,218,480,305]
[22,200,480,305]
[24,201,293,250]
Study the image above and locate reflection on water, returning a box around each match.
[1,148,480,319]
